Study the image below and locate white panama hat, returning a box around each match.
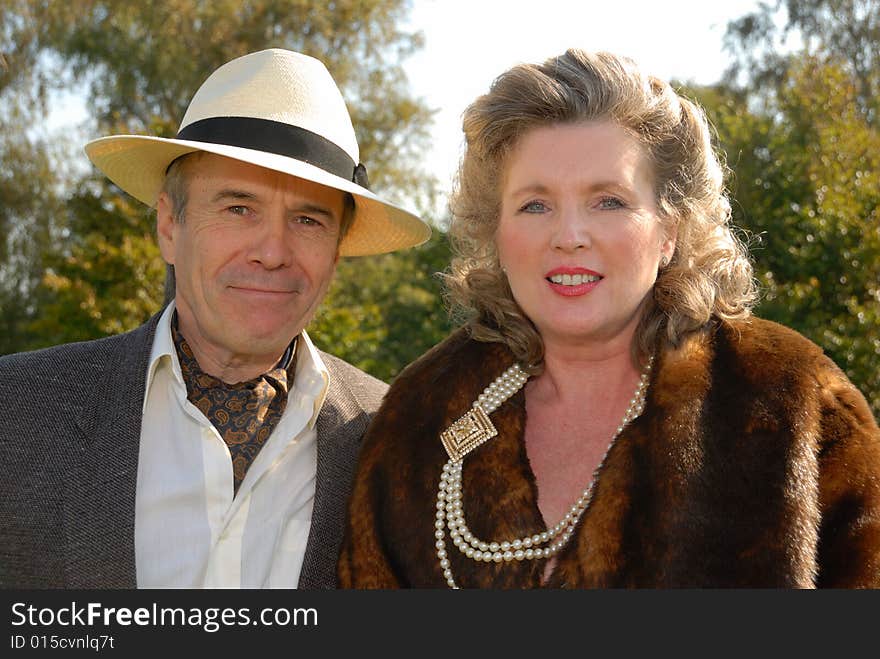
[84,48,431,256]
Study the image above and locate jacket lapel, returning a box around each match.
[297,364,369,589]
[63,315,161,588]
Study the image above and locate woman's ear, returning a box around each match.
[661,222,678,265]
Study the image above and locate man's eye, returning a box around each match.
[295,215,322,226]
[227,205,249,215]
[519,200,548,213]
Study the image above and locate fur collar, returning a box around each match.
[340,317,880,588]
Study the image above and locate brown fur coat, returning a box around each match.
[339,317,880,588]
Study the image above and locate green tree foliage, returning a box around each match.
[1,0,451,380]
[696,0,880,414]
[27,183,166,344]
[310,232,453,382]
[0,1,65,352]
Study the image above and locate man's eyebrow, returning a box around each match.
[294,203,336,220]
[211,189,258,202]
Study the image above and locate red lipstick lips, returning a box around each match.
[545,267,602,297]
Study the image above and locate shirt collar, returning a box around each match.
[144,302,180,408]
[293,329,330,428]
[144,301,330,426]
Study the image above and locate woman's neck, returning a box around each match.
[531,340,638,405]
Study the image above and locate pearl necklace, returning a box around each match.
[435,357,654,589]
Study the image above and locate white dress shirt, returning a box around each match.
[135,302,329,588]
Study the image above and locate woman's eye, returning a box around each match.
[519,200,549,213]
[598,196,625,210]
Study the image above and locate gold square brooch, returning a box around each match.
[440,405,498,462]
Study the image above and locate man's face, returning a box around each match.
[157,153,344,377]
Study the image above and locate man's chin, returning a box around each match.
[238,321,303,351]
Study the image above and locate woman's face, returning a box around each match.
[496,120,676,353]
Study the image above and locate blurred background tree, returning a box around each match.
[310,231,451,382]
[686,0,880,414]
[0,0,877,415]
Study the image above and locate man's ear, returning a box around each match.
[156,192,176,266]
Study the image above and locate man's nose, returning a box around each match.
[248,213,293,269]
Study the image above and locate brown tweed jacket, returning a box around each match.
[0,311,386,588]
[339,317,880,588]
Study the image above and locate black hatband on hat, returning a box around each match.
[176,116,369,188]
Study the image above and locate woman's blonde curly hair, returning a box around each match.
[444,49,757,370]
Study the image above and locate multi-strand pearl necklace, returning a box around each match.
[435,357,654,589]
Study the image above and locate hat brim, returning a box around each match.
[84,135,431,256]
